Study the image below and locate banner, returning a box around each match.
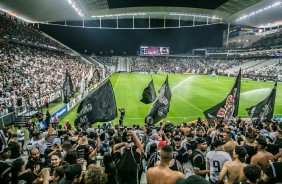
[145,75,172,125]
[40,93,82,129]
[36,90,62,108]
[75,80,117,127]
[63,70,74,104]
[246,81,277,121]
[80,71,88,98]
[140,79,157,104]
[204,68,241,120]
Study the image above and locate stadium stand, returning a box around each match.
[252,29,282,50]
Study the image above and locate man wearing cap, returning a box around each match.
[192,137,209,178]
[59,164,83,184]
[173,135,189,165]
[32,125,54,154]
[251,137,274,172]
[0,147,11,183]
[147,145,186,184]
[206,139,232,184]
[218,146,248,184]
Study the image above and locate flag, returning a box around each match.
[62,70,74,104]
[92,69,100,84]
[246,81,277,121]
[145,76,172,125]
[75,80,117,127]
[204,68,241,121]
[140,79,157,104]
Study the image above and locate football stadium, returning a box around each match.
[0,0,282,184]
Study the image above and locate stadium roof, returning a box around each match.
[0,0,281,28]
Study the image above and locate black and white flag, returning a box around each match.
[246,81,277,121]
[62,70,74,104]
[75,80,117,127]
[140,79,157,104]
[145,76,172,125]
[204,68,241,121]
[92,69,100,84]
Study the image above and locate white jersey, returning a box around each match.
[206,150,232,183]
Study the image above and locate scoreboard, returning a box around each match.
[140,46,170,55]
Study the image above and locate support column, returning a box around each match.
[179,15,180,27]
[117,16,119,29]
[226,22,230,47]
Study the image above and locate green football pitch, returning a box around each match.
[61,73,282,127]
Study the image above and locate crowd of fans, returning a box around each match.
[0,12,70,52]
[252,30,282,50]
[0,117,282,184]
[0,42,96,117]
[246,60,282,77]
[128,56,210,74]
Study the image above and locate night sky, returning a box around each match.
[40,20,227,56]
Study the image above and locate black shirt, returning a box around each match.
[105,163,117,184]
[274,138,282,148]
[114,148,141,184]
[0,161,11,183]
[173,146,189,164]
[264,162,282,183]
[8,141,20,159]
[192,149,206,178]
[18,172,37,184]
[76,144,87,159]
[243,144,256,164]
[26,154,49,173]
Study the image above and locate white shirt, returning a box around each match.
[32,137,47,154]
[17,129,24,141]
[206,150,232,183]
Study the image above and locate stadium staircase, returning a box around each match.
[117,57,128,72]
[13,110,38,127]
[82,55,103,67]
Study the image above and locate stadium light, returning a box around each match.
[236,1,281,21]
[66,0,85,17]
[0,7,35,23]
[169,12,222,20]
[91,12,146,18]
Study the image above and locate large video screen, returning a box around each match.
[140,46,170,55]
